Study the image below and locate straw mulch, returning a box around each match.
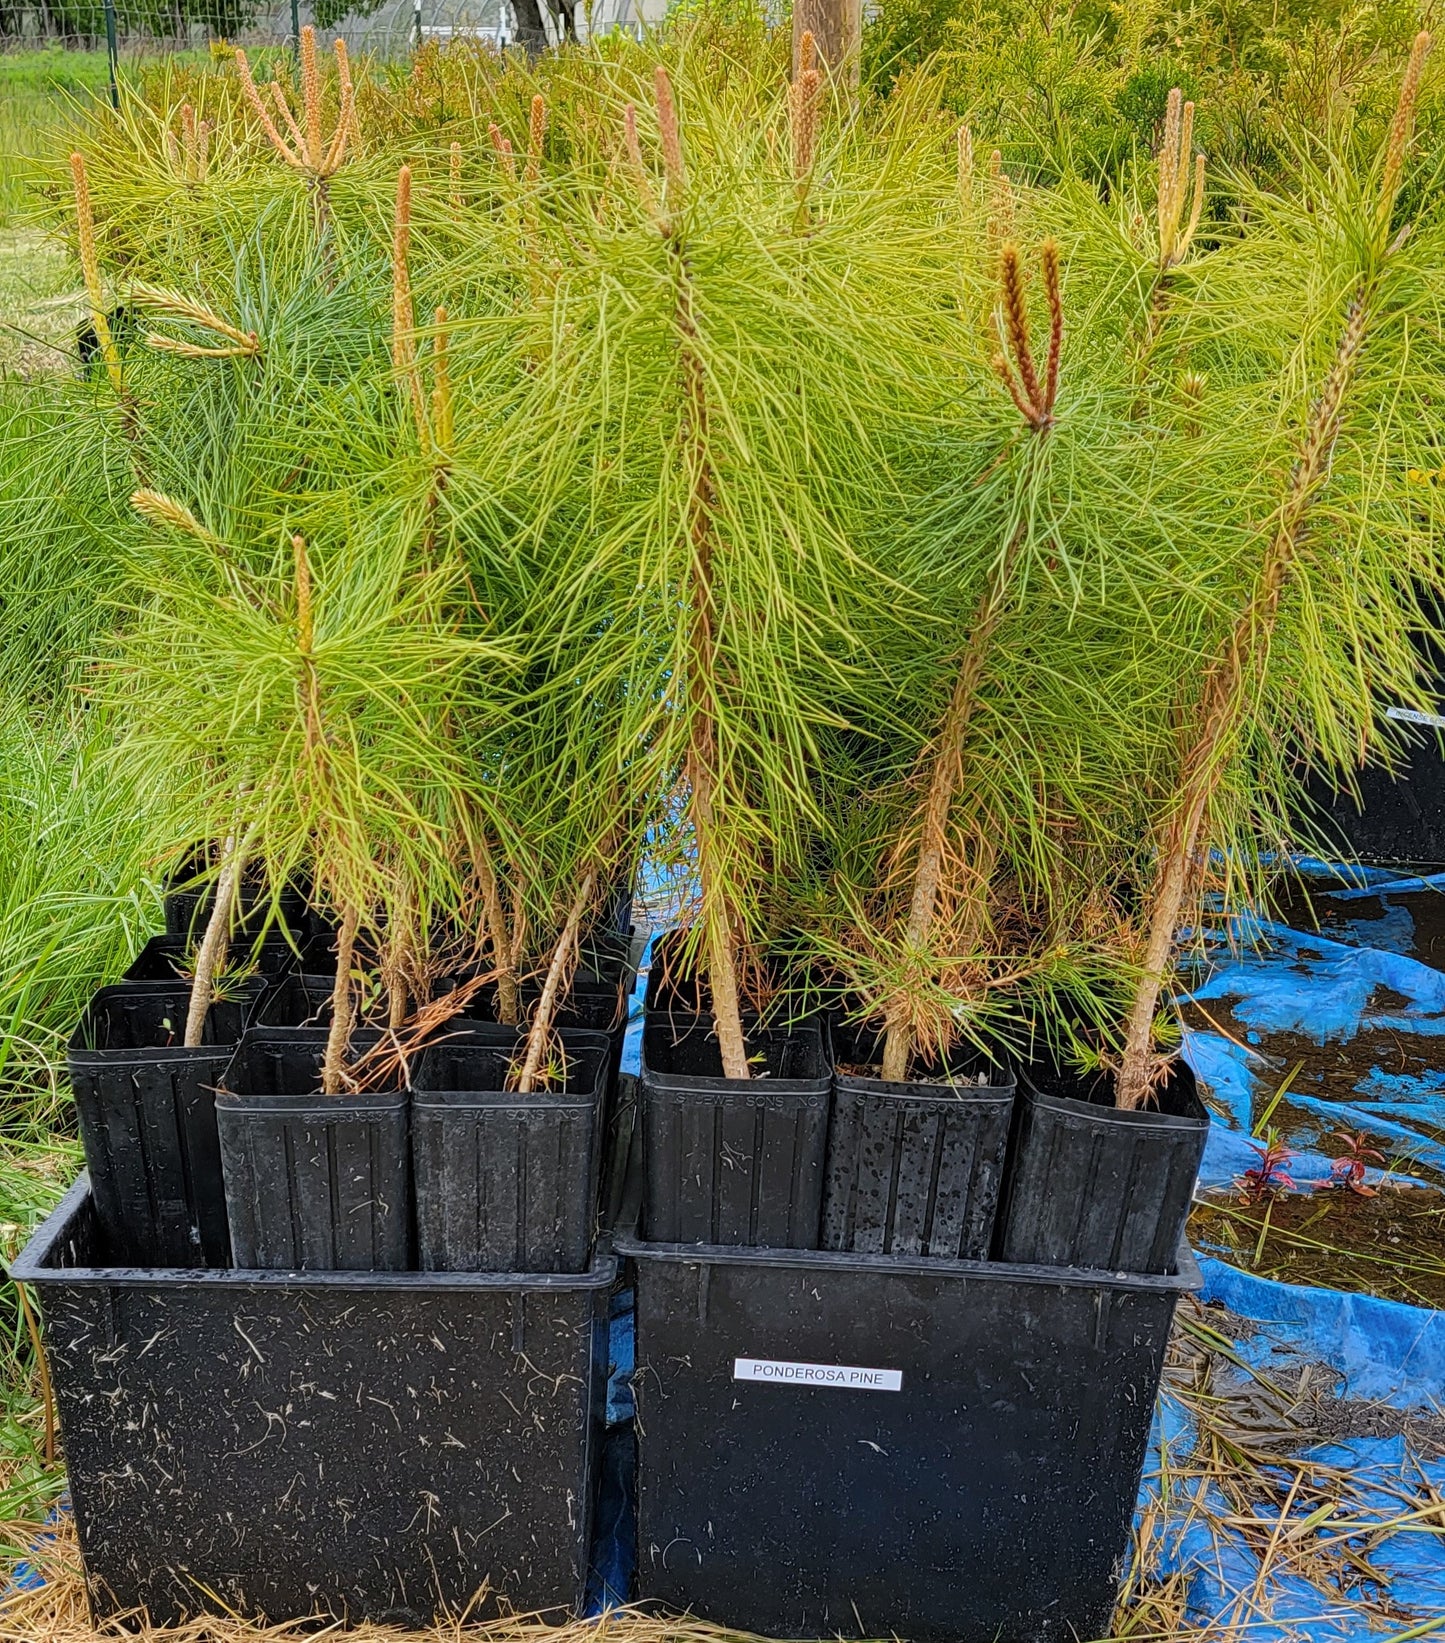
[0,1522,793,1643]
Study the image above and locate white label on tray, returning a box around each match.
[1387,705,1445,730]
[733,1357,902,1391]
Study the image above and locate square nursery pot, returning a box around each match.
[215,1028,411,1272]
[822,1022,1015,1260]
[641,1014,831,1248]
[68,979,265,1268]
[124,931,297,983]
[254,969,346,1028]
[618,1224,1199,1643]
[412,1024,611,1273]
[8,1174,614,1628]
[163,853,310,943]
[996,1057,1209,1275]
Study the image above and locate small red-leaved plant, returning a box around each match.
[1319,1131,1386,1197]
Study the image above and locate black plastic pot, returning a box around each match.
[618,1223,1198,1643]
[163,853,309,942]
[254,969,344,1028]
[216,1028,411,1272]
[821,1022,1015,1260]
[9,1174,614,1628]
[997,1058,1208,1275]
[641,1015,830,1248]
[412,1025,610,1273]
[68,981,267,1268]
[124,932,296,983]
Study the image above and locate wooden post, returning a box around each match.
[793,0,861,83]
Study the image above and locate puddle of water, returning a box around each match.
[1191,1188,1445,1310]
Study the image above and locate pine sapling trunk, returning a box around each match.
[475,844,520,1024]
[183,834,243,1048]
[647,68,751,1081]
[879,554,1016,1083]
[517,872,596,1094]
[322,905,360,1096]
[1117,294,1378,1108]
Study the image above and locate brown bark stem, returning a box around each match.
[670,218,749,1081]
[184,831,246,1048]
[517,872,595,1094]
[475,843,519,1024]
[322,905,360,1096]
[880,533,1022,1083]
[1116,288,1374,1109]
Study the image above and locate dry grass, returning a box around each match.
[1105,1304,1445,1643]
[0,1522,803,1643]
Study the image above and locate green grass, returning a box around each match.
[0,45,213,227]
[0,49,115,226]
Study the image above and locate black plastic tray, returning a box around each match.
[618,1222,1198,1643]
[9,1174,615,1628]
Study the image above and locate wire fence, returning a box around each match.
[0,0,659,58]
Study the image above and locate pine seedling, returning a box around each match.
[1156,88,1205,272]
[234,28,355,235]
[1115,31,1435,1109]
[69,153,122,400]
[877,240,1064,1083]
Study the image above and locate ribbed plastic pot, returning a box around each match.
[412,1025,610,1273]
[618,1223,1199,1643]
[68,981,266,1267]
[642,930,704,1017]
[216,1029,410,1272]
[997,1058,1208,1275]
[254,970,343,1028]
[822,1023,1015,1260]
[9,1174,613,1628]
[641,1015,831,1248]
[163,854,309,943]
[124,932,296,983]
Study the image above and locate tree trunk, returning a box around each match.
[1115,292,1374,1109]
[517,872,594,1093]
[511,0,549,54]
[183,834,242,1049]
[793,0,860,84]
[322,906,360,1097]
[879,533,1021,1083]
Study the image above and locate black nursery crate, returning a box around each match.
[641,1014,831,1248]
[9,1174,616,1629]
[618,1227,1199,1643]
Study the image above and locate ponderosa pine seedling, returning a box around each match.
[875,240,1063,1084]
[1115,32,1435,1110]
[233,28,355,237]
